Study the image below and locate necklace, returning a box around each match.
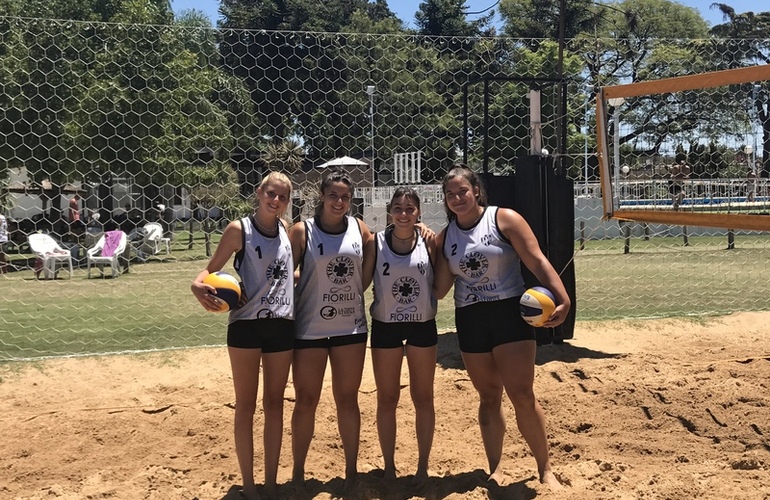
[391,229,415,241]
[254,211,278,235]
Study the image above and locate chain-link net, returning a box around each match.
[1,17,769,360]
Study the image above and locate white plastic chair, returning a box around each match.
[87,230,127,278]
[27,233,73,279]
[139,222,170,256]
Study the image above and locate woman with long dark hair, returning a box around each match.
[289,169,375,491]
[433,164,570,488]
[369,187,437,485]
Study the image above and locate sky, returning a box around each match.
[168,0,759,29]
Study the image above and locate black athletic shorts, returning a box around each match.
[294,332,368,350]
[227,318,294,352]
[455,296,536,353]
[370,319,438,349]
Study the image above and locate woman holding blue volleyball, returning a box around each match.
[433,164,570,489]
[368,187,438,485]
[191,171,294,500]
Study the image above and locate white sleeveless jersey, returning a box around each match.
[370,229,437,323]
[443,206,525,308]
[229,216,294,323]
[295,216,368,339]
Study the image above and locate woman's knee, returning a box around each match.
[410,388,434,412]
[235,399,258,417]
[474,380,504,405]
[477,397,504,428]
[293,388,321,411]
[377,390,400,412]
[262,392,285,414]
[333,390,360,412]
[412,400,435,419]
[506,384,536,408]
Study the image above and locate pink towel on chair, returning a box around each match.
[101,231,123,257]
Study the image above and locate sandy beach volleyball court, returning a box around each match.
[1,312,768,499]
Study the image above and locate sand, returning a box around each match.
[1,312,769,499]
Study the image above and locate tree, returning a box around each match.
[415,0,495,37]
[0,0,242,224]
[499,0,595,41]
[709,4,770,175]
[218,0,380,142]
[709,4,770,40]
[60,10,233,188]
[262,138,306,177]
[0,7,97,224]
[494,0,755,177]
[220,0,403,172]
[566,0,738,166]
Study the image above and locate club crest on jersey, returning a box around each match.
[392,276,420,305]
[326,256,355,285]
[459,251,488,279]
[266,258,289,285]
[417,261,427,276]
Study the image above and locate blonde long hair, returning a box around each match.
[255,171,293,218]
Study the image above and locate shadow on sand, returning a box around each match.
[436,330,624,370]
[221,468,538,500]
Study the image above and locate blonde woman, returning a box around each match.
[191,171,294,500]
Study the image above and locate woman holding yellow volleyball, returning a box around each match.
[191,171,294,500]
[433,164,569,489]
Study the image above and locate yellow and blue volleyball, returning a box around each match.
[520,286,556,327]
[203,271,241,313]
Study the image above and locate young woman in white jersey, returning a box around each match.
[191,172,294,500]
[433,164,570,489]
[289,169,375,490]
[368,187,437,485]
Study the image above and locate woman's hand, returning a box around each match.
[415,222,435,241]
[541,302,571,328]
[191,279,225,313]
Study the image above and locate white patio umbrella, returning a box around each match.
[316,155,369,168]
